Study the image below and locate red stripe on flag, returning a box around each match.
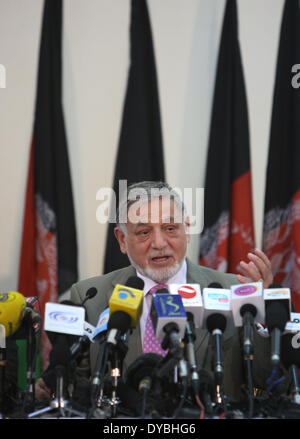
[229,170,255,274]
[263,188,300,311]
[200,171,255,274]
[18,140,58,369]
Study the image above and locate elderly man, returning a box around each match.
[36,181,274,401]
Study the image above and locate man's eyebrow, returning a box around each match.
[133,222,151,228]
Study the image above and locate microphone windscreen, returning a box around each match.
[268,283,283,289]
[207,282,223,289]
[126,276,145,290]
[155,288,169,295]
[265,301,289,331]
[86,287,98,300]
[49,334,72,367]
[240,303,257,318]
[107,310,131,333]
[281,332,300,368]
[124,353,163,391]
[206,313,227,333]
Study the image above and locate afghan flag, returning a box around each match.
[18,0,78,368]
[104,0,165,274]
[199,0,255,274]
[263,0,300,311]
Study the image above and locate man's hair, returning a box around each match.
[116,181,187,234]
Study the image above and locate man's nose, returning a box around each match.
[151,229,167,249]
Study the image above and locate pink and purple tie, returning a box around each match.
[143,284,168,356]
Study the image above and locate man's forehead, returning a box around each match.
[127,197,183,224]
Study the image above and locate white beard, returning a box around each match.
[125,245,184,283]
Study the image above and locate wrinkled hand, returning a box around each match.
[237,248,273,288]
[35,377,51,401]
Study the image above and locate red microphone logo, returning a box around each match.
[177,285,197,299]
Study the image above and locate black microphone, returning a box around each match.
[265,283,291,367]
[124,353,167,417]
[81,287,98,306]
[91,276,144,414]
[265,302,289,367]
[125,352,164,393]
[281,332,300,403]
[24,305,42,325]
[184,312,199,396]
[106,311,131,345]
[206,313,226,386]
[240,304,257,358]
[204,282,227,388]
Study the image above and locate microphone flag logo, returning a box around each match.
[177,285,197,299]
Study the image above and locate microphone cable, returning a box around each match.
[194,394,205,419]
[171,377,188,419]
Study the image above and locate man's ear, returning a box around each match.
[114,227,127,254]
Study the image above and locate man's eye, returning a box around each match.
[166,225,176,232]
[137,230,149,236]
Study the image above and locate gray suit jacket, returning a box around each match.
[71,259,272,401]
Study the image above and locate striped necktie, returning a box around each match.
[143,284,168,356]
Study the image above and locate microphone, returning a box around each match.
[281,332,300,403]
[150,292,188,384]
[202,282,232,329]
[202,283,231,399]
[25,297,42,333]
[125,352,164,393]
[81,287,98,307]
[150,292,187,344]
[231,282,264,358]
[285,313,300,333]
[124,353,165,417]
[108,276,144,330]
[92,308,110,342]
[264,283,291,367]
[281,332,300,404]
[169,284,204,328]
[183,311,199,395]
[0,291,26,336]
[169,284,204,394]
[24,306,42,325]
[106,311,131,345]
[92,277,144,416]
[206,313,226,386]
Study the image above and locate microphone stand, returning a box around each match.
[21,313,39,415]
[158,324,188,418]
[28,365,86,418]
[242,310,255,418]
[107,334,129,418]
